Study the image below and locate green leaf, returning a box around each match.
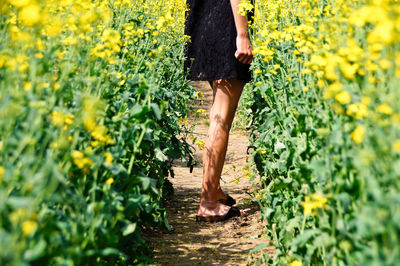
[122,223,137,236]
[155,148,167,162]
[150,103,161,120]
[100,248,122,256]
[139,176,151,190]
[285,216,301,232]
[250,243,268,254]
[291,229,319,247]
[7,197,32,208]
[130,104,149,119]
[312,232,336,248]
[23,239,46,261]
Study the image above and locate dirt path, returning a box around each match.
[144,82,274,265]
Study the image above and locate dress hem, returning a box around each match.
[187,74,251,84]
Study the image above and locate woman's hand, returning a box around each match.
[235,34,253,65]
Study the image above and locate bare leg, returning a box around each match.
[197,78,245,217]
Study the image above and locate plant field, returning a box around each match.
[1,0,400,265]
[0,0,194,264]
[246,0,400,265]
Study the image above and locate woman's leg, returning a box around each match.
[197,78,245,217]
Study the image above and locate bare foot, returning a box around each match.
[197,201,245,217]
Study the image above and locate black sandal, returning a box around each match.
[217,194,236,207]
[195,206,241,222]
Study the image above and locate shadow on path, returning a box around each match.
[142,81,275,265]
[143,186,273,265]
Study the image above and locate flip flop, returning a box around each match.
[218,194,236,207]
[195,206,242,222]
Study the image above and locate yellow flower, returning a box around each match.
[0,165,4,184]
[243,169,251,178]
[346,103,368,119]
[238,0,254,16]
[324,82,341,99]
[72,150,83,159]
[51,111,65,127]
[90,140,100,147]
[64,114,74,125]
[367,19,395,45]
[53,82,60,91]
[290,260,302,266]
[19,4,41,27]
[72,151,93,170]
[23,82,32,91]
[92,125,113,144]
[34,52,43,59]
[196,109,207,117]
[351,125,366,144]
[22,220,38,236]
[362,97,371,105]
[302,86,309,92]
[324,54,340,81]
[45,17,62,36]
[302,193,328,215]
[317,79,325,88]
[379,59,391,70]
[106,177,114,185]
[310,54,326,68]
[377,103,392,115]
[393,140,400,152]
[196,139,205,150]
[335,90,351,105]
[302,198,314,215]
[104,152,113,163]
[51,111,74,128]
[301,68,312,75]
[340,63,359,80]
[311,193,327,209]
[9,0,31,8]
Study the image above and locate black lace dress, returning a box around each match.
[184,0,252,83]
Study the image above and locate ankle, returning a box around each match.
[217,189,226,197]
[199,200,218,209]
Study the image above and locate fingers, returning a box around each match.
[235,52,249,64]
[235,35,253,64]
[235,50,253,65]
[244,53,253,64]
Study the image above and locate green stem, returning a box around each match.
[301,214,306,234]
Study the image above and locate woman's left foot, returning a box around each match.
[196,206,243,222]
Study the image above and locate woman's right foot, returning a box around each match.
[218,194,236,206]
[215,188,236,206]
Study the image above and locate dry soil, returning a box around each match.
[143,81,274,265]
